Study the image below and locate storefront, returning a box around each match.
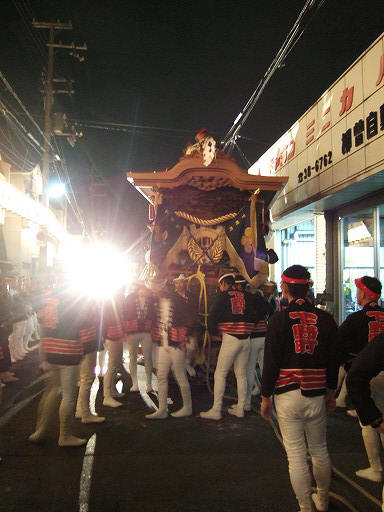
[0,171,69,281]
[249,32,384,322]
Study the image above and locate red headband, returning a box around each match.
[355,278,380,300]
[281,274,309,285]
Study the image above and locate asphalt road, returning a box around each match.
[0,352,382,512]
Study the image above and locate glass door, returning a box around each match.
[341,208,374,320]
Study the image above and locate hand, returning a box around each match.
[325,389,336,414]
[376,422,384,434]
[260,396,273,421]
[39,361,51,373]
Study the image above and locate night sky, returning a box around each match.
[0,0,383,246]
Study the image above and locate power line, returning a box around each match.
[0,70,54,152]
[0,98,43,155]
[222,0,327,149]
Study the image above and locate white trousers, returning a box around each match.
[275,389,331,512]
[103,340,123,398]
[33,364,79,440]
[76,352,97,418]
[126,332,153,390]
[360,372,384,472]
[246,336,265,406]
[156,345,191,412]
[9,320,27,361]
[212,333,250,413]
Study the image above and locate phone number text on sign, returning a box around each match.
[298,151,333,183]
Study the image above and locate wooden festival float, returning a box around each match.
[126,130,288,372]
[127,130,287,292]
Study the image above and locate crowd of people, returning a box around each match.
[2,266,384,512]
[0,289,40,401]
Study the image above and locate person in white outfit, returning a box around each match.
[200,273,253,420]
[261,265,339,512]
[339,275,384,482]
[172,274,199,377]
[123,282,155,393]
[347,333,384,511]
[102,291,126,408]
[29,285,100,446]
[229,277,273,413]
[146,289,192,419]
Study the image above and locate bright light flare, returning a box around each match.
[66,242,132,299]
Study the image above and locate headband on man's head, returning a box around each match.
[218,273,236,284]
[355,278,380,300]
[281,273,310,285]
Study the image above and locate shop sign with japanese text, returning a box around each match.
[249,33,384,219]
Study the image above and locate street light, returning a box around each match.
[47,181,66,199]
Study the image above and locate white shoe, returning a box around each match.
[200,409,222,420]
[145,409,168,419]
[171,407,192,418]
[312,492,329,511]
[58,435,87,447]
[103,397,123,408]
[355,467,383,482]
[227,407,244,418]
[81,414,106,424]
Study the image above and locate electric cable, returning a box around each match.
[0,70,55,153]
[222,0,326,149]
[0,97,44,154]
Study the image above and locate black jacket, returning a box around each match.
[339,301,384,365]
[347,333,384,426]
[262,298,339,397]
[208,288,255,339]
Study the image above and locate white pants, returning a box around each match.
[275,389,331,512]
[156,345,191,412]
[246,336,265,406]
[24,315,35,348]
[76,352,97,418]
[360,372,384,472]
[126,332,153,390]
[33,364,79,440]
[212,333,250,413]
[9,319,27,361]
[103,340,123,398]
[185,335,198,373]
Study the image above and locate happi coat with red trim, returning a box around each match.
[38,287,100,365]
[339,301,384,366]
[261,298,339,397]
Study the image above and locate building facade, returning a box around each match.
[0,155,68,285]
[249,32,384,322]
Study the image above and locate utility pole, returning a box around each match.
[32,19,87,205]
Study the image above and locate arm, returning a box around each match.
[346,334,384,426]
[338,315,357,365]
[260,313,284,419]
[207,293,224,334]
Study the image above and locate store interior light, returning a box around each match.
[347,221,372,243]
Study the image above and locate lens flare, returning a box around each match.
[65,242,132,298]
